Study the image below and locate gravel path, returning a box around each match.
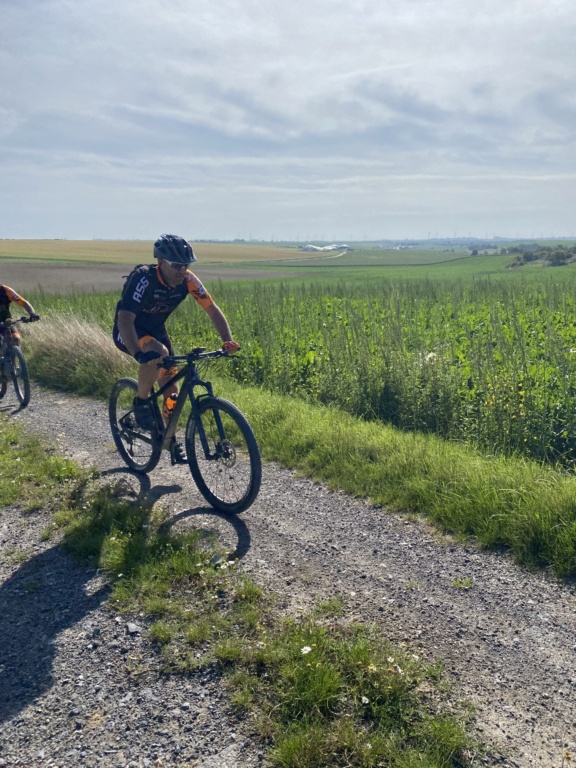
[1,384,576,767]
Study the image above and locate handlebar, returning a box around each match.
[159,346,238,369]
[0,316,35,329]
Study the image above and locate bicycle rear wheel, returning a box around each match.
[185,396,261,514]
[109,378,162,473]
[10,347,30,406]
[0,359,7,400]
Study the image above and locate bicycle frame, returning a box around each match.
[110,345,261,512]
[141,348,228,459]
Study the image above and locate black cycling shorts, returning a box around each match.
[112,326,174,357]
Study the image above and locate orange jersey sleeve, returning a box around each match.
[2,285,25,305]
[185,271,214,310]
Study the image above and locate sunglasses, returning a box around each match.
[163,260,190,271]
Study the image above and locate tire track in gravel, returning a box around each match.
[4,385,576,768]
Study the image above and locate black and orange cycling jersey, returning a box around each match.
[113,263,214,342]
[0,284,27,324]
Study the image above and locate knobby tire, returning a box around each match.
[10,346,30,406]
[185,396,261,514]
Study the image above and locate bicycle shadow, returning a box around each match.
[0,401,27,415]
[159,508,252,562]
[0,470,253,724]
[100,468,251,561]
[100,467,183,508]
[0,545,108,725]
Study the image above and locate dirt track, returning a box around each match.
[0,262,290,295]
[1,382,576,767]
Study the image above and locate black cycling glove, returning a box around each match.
[134,350,161,364]
[29,314,40,322]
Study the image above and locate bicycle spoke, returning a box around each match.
[109,378,161,473]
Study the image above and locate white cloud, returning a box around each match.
[0,0,575,238]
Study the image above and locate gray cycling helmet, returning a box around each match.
[153,234,196,264]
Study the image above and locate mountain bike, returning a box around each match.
[109,347,262,514]
[0,317,33,406]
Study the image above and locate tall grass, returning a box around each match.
[28,276,576,466]
[22,312,132,397]
[19,315,576,577]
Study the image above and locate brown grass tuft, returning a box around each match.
[23,313,133,397]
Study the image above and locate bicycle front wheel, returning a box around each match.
[109,378,161,473]
[10,347,30,406]
[185,397,261,514]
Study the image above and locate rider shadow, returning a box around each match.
[0,545,108,725]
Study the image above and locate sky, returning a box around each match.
[1,0,575,241]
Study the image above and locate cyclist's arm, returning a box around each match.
[117,310,142,357]
[19,299,37,317]
[3,286,38,319]
[204,303,234,343]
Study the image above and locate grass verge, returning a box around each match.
[20,314,576,579]
[0,417,84,512]
[0,415,475,766]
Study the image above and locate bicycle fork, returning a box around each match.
[191,397,231,462]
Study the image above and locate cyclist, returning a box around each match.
[0,284,40,345]
[112,234,240,463]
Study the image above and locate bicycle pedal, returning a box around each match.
[170,441,188,465]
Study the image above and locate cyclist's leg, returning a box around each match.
[112,328,166,431]
[148,335,186,463]
[135,335,170,398]
[145,333,180,421]
[112,327,170,399]
[113,328,180,442]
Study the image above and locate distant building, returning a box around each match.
[298,244,351,252]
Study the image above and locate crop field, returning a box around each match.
[0,240,306,293]
[0,239,302,265]
[272,247,478,267]
[0,239,486,265]
[20,263,576,468]
[7,238,576,466]
[5,239,576,293]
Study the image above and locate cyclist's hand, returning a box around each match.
[134,350,161,364]
[29,313,40,322]
[222,340,240,354]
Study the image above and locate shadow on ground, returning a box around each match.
[102,467,253,562]
[160,507,252,562]
[0,545,107,724]
[0,468,253,725]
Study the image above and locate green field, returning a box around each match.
[8,237,576,466]
[3,239,576,285]
[8,237,576,578]
[23,273,576,468]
